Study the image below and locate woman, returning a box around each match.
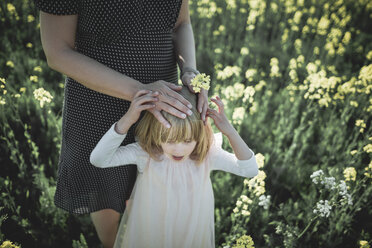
[35,0,208,247]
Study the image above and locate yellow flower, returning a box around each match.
[359,64,372,83]
[19,87,26,93]
[33,88,54,108]
[233,235,255,248]
[241,47,249,55]
[364,162,372,178]
[245,69,257,81]
[6,61,14,68]
[33,66,42,72]
[360,240,370,248]
[14,94,21,98]
[27,15,35,22]
[0,96,6,105]
[241,210,251,216]
[7,3,16,14]
[0,240,20,248]
[26,43,33,48]
[255,153,265,168]
[317,16,330,35]
[350,150,357,156]
[190,73,210,93]
[0,78,6,84]
[367,51,372,60]
[30,75,38,83]
[363,144,372,153]
[343,167,357,181]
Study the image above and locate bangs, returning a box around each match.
[160,117,196,143]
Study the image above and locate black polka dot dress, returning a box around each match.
[35,0,182,214]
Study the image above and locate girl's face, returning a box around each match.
[160,139,197,162]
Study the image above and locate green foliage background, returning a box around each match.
[1,0,371,247]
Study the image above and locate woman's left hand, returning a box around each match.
[182,72,209,123]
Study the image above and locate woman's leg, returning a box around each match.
[90,209,120,248]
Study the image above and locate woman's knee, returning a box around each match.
[90,209,120,248]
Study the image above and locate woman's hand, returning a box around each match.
[207,96,234,136]
[115,90,158,134]
[143,80,193,128]
[182,72,209,123]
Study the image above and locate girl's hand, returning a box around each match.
[207,96,235,136]
[182,72,209,124]
[115,90,158,134]
[144,80,193,128]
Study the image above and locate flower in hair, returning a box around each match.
[190,73,210,93]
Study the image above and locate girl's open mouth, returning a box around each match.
[172,155,184,161]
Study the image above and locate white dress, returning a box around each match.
[90,123,259,248]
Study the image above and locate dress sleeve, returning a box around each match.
[209,133,259,178]
[90,123,148,172]
[34,0,79,15]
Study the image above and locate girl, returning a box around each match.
[90,87,259,248]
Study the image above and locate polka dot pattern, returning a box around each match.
[35,0,182,214]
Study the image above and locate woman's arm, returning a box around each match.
[39,12,192,127]
[172,0,209,122]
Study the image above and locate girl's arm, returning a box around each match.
[39,12,192,128]
[207,96,258,177]
[90,90,157,168]
[173,0,208,122]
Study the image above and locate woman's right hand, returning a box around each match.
[143,80,193,128]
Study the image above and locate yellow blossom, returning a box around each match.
[232,107,245,125]
[359,64,372,83]
[364,162,372,178]
[245,69,257,81]
[367,51,372,60]
[33,88,54,108]
[26,43,33,48]
[350,101,358,107]
[19,87,26,93]
[241,47,249,55]
[233,235,255,248]
[350,150,357,155]
[33,66,42,72]
[27,15,35,22]
[343,167,357,181]
[30,75,38,83]
[0,78,6,84]
[7,3,16,14]
[317,16,330,35]
[6,61,14,68]
[255,153,265,168]
[0,96,5,105]
[363,144,372,153]
[241,210,251,216]
[359,240,370,248]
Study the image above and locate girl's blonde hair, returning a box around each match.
[135,86,213,164]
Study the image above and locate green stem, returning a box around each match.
[297,216,319,239]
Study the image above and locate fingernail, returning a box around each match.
[187,110,193,116]
[188,104,192,108]
[182,113,186,118]
[198,108,201,113]
[166,124,171,128]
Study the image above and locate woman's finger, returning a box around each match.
[157,101,188,119]
[163,82,193,110]
[134,89,151,98]
[136,95,158,105]
[139,104,155,111]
